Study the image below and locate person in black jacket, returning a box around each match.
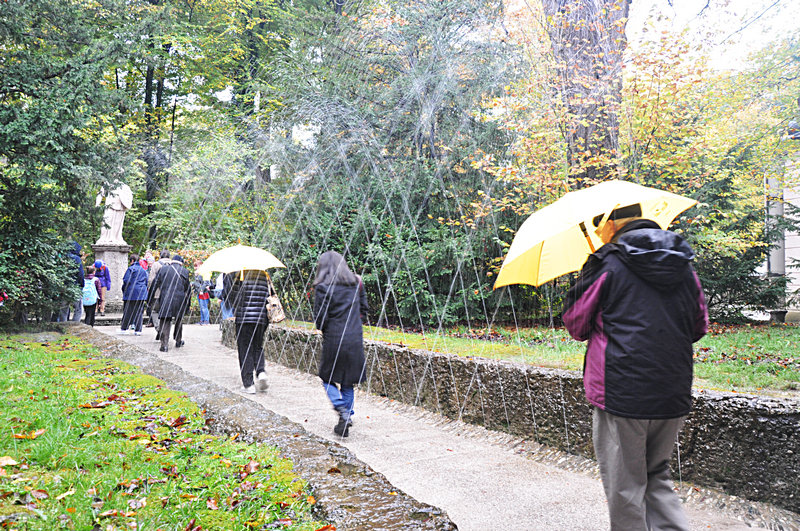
[563,206,708,531]
[228,269,274,394]
[313,251,368,437]
[150,255,191,352]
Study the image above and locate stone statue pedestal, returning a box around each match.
[92,244,131,313]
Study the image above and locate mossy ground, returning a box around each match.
[0,335,329,530]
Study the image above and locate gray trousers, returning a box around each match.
[593,408,688,531]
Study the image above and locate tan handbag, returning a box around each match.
[266,276,286,323]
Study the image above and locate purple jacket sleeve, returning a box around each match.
[563,272,609,342]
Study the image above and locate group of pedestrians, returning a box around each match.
[118,250,194,353]
[73,208,707,529]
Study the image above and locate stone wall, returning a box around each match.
[223,323,800,514]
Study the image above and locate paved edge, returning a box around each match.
[67,325,458,530]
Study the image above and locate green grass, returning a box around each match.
[0,335,327,530]
[693,323,800,393]
[286,320,800,394]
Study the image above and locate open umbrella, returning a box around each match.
[196,245,285,280]
[493,180,697,288]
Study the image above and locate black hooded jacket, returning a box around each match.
[563,224,708,419]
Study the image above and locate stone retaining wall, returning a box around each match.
[222,323,800,514]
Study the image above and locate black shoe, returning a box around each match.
[155,333,160,341]
[159,346,168,352]
[334,417,350,437]
[333,409,351,437]
[175,340,185,348]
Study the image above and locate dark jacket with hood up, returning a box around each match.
[563,220,709,419]
[313,280,368,386]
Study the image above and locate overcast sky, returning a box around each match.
[627,0,800,69]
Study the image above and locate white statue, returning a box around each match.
[95,183,133,245]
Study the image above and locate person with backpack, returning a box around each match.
[82,265,103,327]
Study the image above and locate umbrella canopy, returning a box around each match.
[493,180,697,288]
[196,245,285,280]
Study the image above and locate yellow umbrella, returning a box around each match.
[196,245,286,280]
[493,180,697,288]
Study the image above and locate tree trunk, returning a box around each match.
[541,0,630,187]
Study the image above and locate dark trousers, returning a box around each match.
[83,303,97,327]
[120,300,146,332]
[235,322,266,387]
[158,316,184,351]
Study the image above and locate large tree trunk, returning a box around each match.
[541,0,630,187]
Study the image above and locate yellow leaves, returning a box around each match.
[12,428,46,440]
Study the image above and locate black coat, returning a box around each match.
[313,281,368,386]
[151,262,191,319]
[229,270,273,325]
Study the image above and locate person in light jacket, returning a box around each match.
[313,251,368,437]
[120,254,149,335]
[228,269,275,394]
[563,206,708,531]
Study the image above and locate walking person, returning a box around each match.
[150,254,191,352]
[216,273,234,325]
[312,251,368,437]
[192,262,211,325]
[82,265,103,327]
[563,208,708,531]
[120,254,148,335]
[228,269,274,394]
[93,259,111,316]
[148,250,171,330]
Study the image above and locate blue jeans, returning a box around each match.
[198,297,210,324]
[323,382,354,420]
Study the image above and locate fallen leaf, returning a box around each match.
[206,497,219,510]
[56,489,75,500]
[315,525,336,531]
[327,467,341,474]
[0,456,18,467]
[30,489,49,500]
[307,495,316,505]
[244,460,260,474]
[128,497,147,509]
[66,507,76,513]
[169,415,188,428]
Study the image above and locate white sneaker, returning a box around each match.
[134,331,142,336]
[118,329,129,335]
[256,372,268,391]
[242,385,256,395]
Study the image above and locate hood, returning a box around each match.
[615,228,695,287]
[71,241,82,256]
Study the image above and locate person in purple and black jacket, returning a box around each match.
[563,205,708,531]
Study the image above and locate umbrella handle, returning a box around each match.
[579,222,596,253]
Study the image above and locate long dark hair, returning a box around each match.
[313,251,359,286]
